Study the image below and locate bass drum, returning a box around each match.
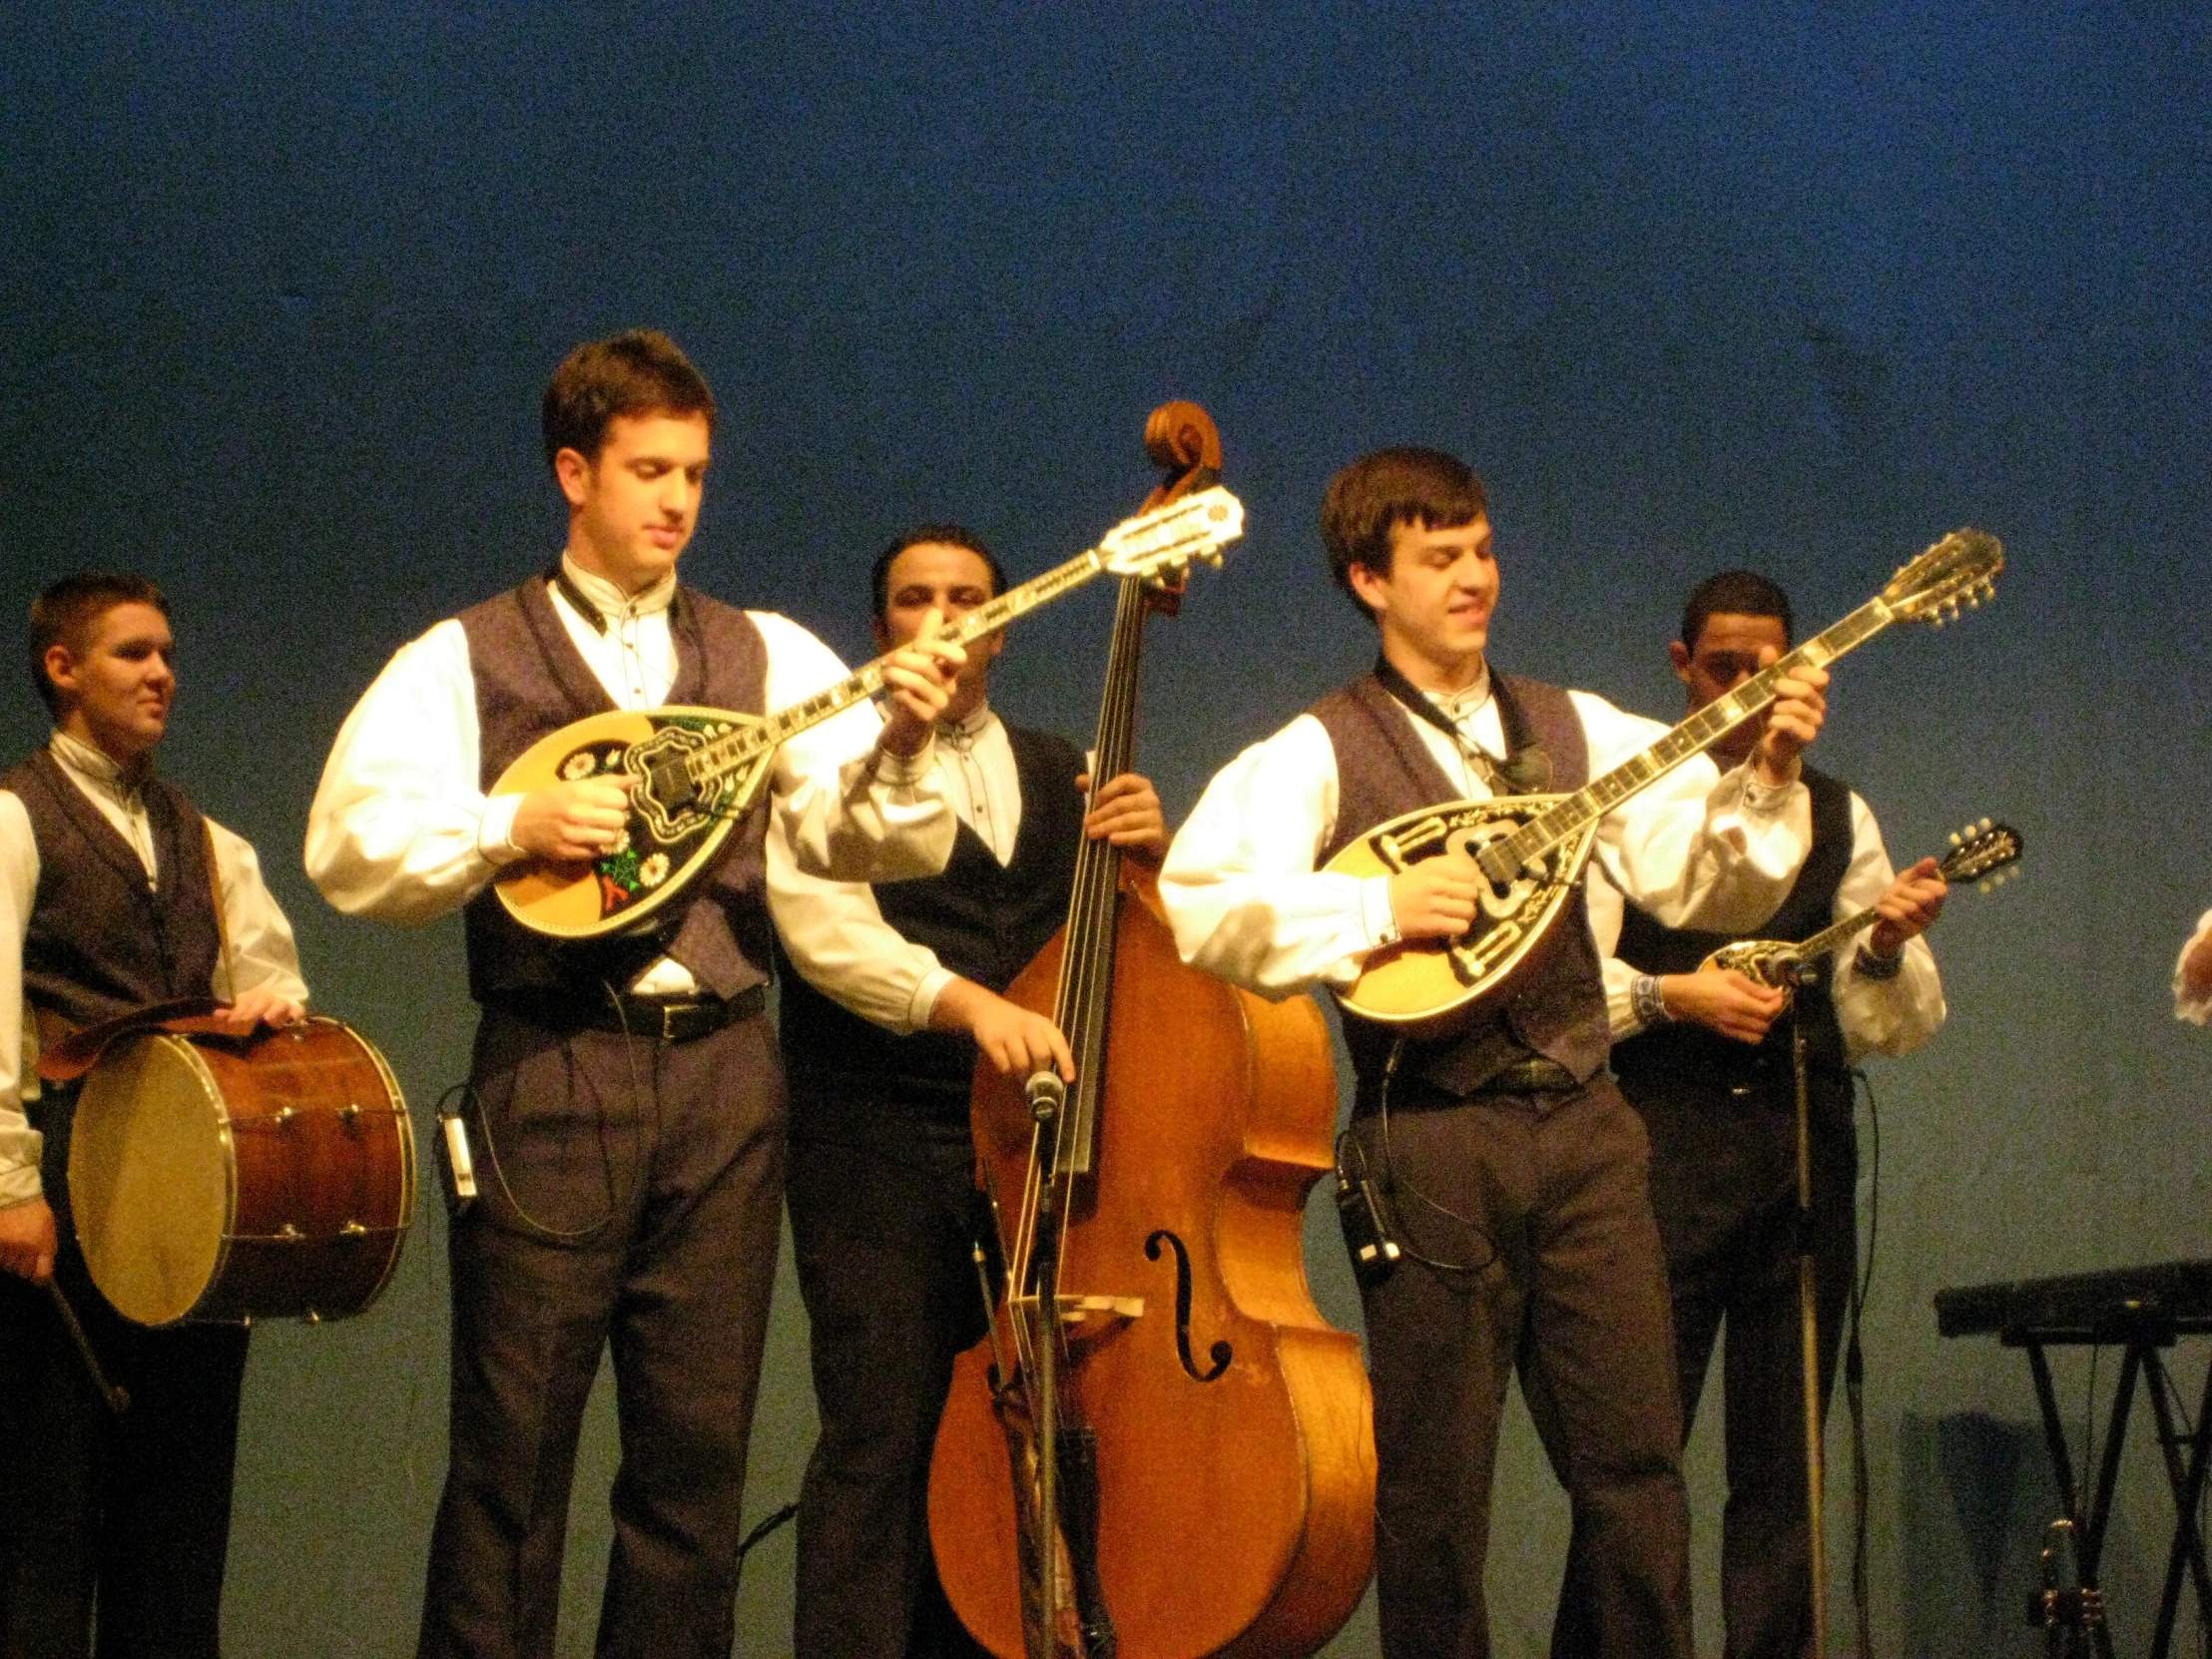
[67,1016,415,1326]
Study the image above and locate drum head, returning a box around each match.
[69,1033,232,1326]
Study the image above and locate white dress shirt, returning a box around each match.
[2,731,309,1207]
[2178,908,2212,1027]
[770,702,1047,1034]
[304,559,955,998]
[1160,669,1812,998]
[1586,789,1946,1064]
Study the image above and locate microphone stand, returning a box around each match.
[1786,968,1829,1659]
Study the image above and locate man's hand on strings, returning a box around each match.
[1388,857,1483,941]
[513,774,637,862]
[932,978,1076,1081]
[879,607,966,759]
[1660,968,1787,1045]
[1078,772,1168,863]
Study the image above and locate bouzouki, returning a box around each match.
[494,487,1244,940]
[1325,527,2003,1028]
[1704,816,2021,989]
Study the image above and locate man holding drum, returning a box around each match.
[0,571,308,1658]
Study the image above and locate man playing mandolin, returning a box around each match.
[1581,569,1946,1659]
[305,330,967,1659]
[770,525,1167,1659]
[0,571,308,1658]
[1160,447,1830,1659]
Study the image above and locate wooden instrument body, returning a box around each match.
[489,706,766,941]
[928,870,1375,1659]
[1700,936,1805,988]
[68,1017,415,1326]
[1324,796,1600,1033]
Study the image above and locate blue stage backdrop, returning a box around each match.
[4,5,2209,1654]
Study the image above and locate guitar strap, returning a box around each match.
[1369,655,1552,797]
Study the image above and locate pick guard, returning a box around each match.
[491,707,769,940]
[1323,796,1598,1030]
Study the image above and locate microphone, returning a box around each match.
[1777,957,1821,990]
[1025,1069,1067,1125]
[1498,746,1552,795]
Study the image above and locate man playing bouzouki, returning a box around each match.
[1159,447,1830,1659]
[769,525,1167,1659]
[305,330,966,1659]
[1580,570,1947,1659]
[1,571,309,1658]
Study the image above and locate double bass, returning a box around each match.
[927,404,1375,1658]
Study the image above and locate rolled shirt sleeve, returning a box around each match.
[1825,793,1944,1063]
[208,821,311,1008]
[1,793,40,1206]
[305,621,506,925]
[757,613,956,885]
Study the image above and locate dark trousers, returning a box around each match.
[417,1008,786,1659]
[0,1091,250,1659]
[1351,1077,1692,1659]
[783,1093,992,1659]
[1625,1064,1858,1659]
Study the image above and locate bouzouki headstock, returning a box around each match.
[1936,817,2023,891]
[1883,527,2004,627]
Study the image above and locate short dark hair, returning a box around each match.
[29,572,170,717]
[1320,447,1488,619]
[541,329,716,473]
[1680,570,1794,653]
[869,525,1009,624]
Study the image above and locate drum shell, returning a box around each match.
[70,1018,415,1327]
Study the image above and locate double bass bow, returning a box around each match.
[928,404,1376,1659]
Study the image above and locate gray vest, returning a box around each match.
[1310,670,1611,1102]
[456,575,773,1003]
[3,748,224,1029]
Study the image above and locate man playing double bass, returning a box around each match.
[1159,447,1830,1659]
[770,525,1166,1659]
[0,571,308,1658]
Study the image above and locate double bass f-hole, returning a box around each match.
[1144,1229,1232,1383]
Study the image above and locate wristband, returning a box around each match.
[1631,973,1673,1027]
[1853,943,1905,981]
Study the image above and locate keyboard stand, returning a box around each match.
[2006,1313,2212,1658]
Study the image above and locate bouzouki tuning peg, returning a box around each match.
[1949,830,1962,846]
[1978,818,1991,831]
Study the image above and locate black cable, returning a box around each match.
[455,978,658,1244]
[1371,1040,1497,1278]
[729,1500,801,1603]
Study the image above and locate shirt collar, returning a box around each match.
[49,728,149,798]
[936,701,998,747]
[1421,663,1492,728]
[557,554,677,626]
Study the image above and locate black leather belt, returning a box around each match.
[487,983,767,1043]
[1472,1057,1580,1096]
